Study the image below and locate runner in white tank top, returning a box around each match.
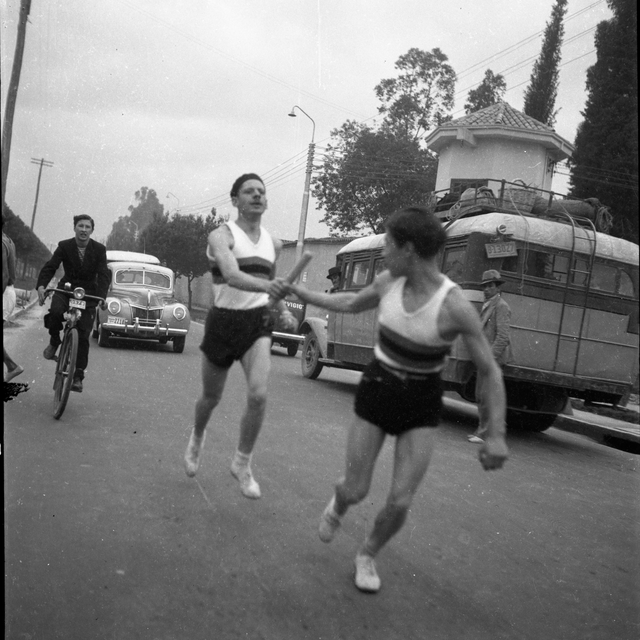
[184,174,294,500]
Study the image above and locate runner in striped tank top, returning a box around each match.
[288,205,508,593]
[183,174,295,499]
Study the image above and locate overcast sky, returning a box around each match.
[1,0,611,250]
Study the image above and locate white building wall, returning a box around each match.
[435,138,553,193]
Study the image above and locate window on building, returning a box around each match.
[449,179,488,195]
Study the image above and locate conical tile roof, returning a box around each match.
[447,102,554,132]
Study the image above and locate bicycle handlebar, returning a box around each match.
[40,286,106,307]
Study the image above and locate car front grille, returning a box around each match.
[131,307,162,326]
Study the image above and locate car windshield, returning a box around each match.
[115,269,171,289]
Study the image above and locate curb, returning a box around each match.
[443,396,640,446]
[554,414,640,445]
[6,296,40,322]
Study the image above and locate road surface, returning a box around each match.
[4,304,639,640]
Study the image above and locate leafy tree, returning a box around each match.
[313,121,437,235]
[139,211,224,308]
[464,69,507,114]
[374,47,456,141]
[569,0,638,243]
[106,187,166,251]
[105,216,138,251]
[522,0,568,126]
[128,187,164,231]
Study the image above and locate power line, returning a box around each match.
[137,0,607,213]
[554,170,639,191]
[455,0,605,81]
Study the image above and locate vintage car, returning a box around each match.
[270,295,306,357]
[94,251,190,353]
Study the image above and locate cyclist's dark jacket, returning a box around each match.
[36,238,110,305]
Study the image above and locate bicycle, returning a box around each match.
[41,284,105,419]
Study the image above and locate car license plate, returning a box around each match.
[108,316,127,325]
[69,299,86,309]
[485,241,517,258]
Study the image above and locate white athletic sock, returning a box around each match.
[232,450,252,467]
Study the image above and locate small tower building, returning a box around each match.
[425,102,574,194]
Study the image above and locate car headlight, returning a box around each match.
[172,305,188,321]
[107,299,122,314]
[73,287,86,299]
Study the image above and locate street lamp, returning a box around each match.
[166,192,180,213]
[288,105,316,265]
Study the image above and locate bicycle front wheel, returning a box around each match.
[53,328,78,419]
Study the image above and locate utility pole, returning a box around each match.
[1,0,32,206]
[287,106,316,267]
[29,157,54,231]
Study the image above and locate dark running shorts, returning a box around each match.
[354,359,443,436]
[200,306,274,369]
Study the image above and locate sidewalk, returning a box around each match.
[554,404,639,446]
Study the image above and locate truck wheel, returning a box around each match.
[287,343,299,357]
[173,336,186,353]
[506,409,557,432]
[98,323,111,348]
[301,332,323,379]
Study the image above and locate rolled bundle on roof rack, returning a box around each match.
[533,197,613,234]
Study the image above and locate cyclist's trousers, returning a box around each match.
[46,292,97,375]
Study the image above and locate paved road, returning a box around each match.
[4,305,639,640]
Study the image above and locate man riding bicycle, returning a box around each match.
[36,214,110,393]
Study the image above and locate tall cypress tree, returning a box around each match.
[570,0,638,243]
[522,0,568,126]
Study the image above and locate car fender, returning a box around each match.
[299,317,328,358]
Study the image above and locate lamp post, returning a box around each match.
[288,106,316,265]
[166,192,180,213]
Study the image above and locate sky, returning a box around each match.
[1,0,612,250]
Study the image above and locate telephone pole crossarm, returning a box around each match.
[29,157,54,231]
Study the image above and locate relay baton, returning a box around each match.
[268,251,313,307]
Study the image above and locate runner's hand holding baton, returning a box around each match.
[268,251,313,331]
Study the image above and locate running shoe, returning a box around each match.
[230,461,261,499]
[354,553,381,593]
[467,434,484,444]
[318,495,341,543]
[184,430,205,477]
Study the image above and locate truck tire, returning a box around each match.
[301,332,323,379]
[506,409,557,432]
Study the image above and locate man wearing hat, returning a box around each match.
[326,266,341,293]
[468,269,513,443]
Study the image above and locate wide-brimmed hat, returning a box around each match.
[327,266,340,280]
[481,269,504,285]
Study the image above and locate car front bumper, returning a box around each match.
[271,330,304,343]
[103,318,189,337]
